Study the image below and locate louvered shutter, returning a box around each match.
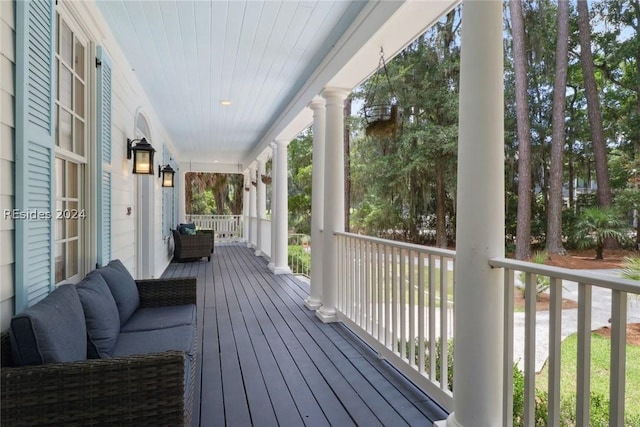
[14,0,56,311]
[96,46,113,266]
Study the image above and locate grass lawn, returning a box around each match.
[536,332,640,423]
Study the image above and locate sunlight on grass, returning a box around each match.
[536,333,640,422]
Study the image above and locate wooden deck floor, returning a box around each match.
[162,243,447,427]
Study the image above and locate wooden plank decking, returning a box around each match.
[162,243,448,427]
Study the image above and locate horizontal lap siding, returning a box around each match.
[0,0,16,330]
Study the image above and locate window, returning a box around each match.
[54,12,88,284]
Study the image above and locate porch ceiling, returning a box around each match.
[95,0,458,171]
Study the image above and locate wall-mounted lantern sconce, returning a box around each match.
[127,137,155,174]
[158,164,176,188]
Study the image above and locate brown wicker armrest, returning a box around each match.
[1,348,191,426]
[136,277,197,307]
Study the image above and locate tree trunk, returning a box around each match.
[230,174,244,215]
[577,0,612,208]
[546,0,569,255]
[510,0,533,260]
[344,96,352,232]
[185,172,193,215]
[568,157,575,211]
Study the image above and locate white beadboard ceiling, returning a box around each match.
[96,0,458,171]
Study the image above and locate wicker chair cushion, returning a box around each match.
[177,222,196,235]
[9,284,87,365]
[95,259,140,327]
[76,271,120,358]
[120,304,196,332]
[113,325,195,358]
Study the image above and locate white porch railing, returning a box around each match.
[288,234,311,277]
[335,232,456,410]
[334,232,640,424]
[490,257,640,427]
[260,219,271,258]
[186,214,243,241]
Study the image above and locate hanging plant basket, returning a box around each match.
[261,174,272,185]
[364,104,400,138]
[362,47,402,139]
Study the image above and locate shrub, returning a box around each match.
[518,250,551,300]
[288,245,311,276]
[572,207,628,259]
[622,256,640,281]
[402,338,454,392]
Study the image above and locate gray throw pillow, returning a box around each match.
[76,270,120,358]
[95,259,140,326]
[9,284,87,365]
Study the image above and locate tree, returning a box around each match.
[185,172,242,215]
[577,0,613,208]
[510,0,533,260]
[546,0,570,255]
[573,207,628,259]
[344,95,352,232]
[288,130,313,234]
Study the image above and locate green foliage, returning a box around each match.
[512,364,525,423]
[350,10,460,244]
[190,188,215,215]
[288,245,311,277]
[403,338,454,391]
[621,256,640,280]
[288,130,313,235]
[518,251,551,298]
[573,207,629,259]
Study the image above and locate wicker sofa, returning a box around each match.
[1,260,198,426]
[172,229,212,261]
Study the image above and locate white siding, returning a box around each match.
[71,1,177,278]
[0,0,15,330]
[2,0,178,322]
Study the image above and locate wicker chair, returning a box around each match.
[197,229,215,253]
[172,229,211,262]
[1,277,197,426]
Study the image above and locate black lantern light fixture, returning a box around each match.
[158,164,176,188]
[127,138,155,174]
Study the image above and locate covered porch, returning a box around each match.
[166,244,447,426]
[4,0,640,425]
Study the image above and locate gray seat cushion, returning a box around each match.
[120,304,196,333]
[113,325,195,358]
[76,271,120,358]
[9,284,87,366]
[95,259,140,326]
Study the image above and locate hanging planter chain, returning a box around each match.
[363,47,401,137]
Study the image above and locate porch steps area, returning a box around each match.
[162,243,448,427]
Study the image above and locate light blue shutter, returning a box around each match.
[14,0,56,311]
[96,46,113,266]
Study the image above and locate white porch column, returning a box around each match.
[249,162,257,249]
[256,158,266,256]
[177,169,187,224]
[316,87,349,323]
[442,2,505,426]
[269,139,291,274]
[242,171,250,244]
[305,97,326,310]
[269,142,277,267]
